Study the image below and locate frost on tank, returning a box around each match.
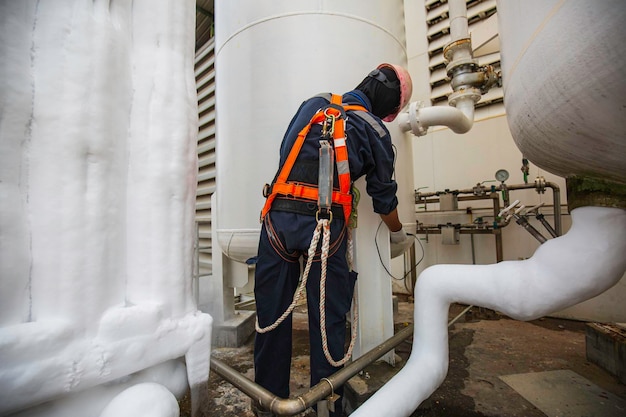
[0,1,212,416]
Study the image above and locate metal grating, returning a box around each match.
[425,0,502,107]
[195,38,215,276]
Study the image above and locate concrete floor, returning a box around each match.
[181,298,626,417]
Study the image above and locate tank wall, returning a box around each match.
[214,0,414,251]
[497,0,626,184]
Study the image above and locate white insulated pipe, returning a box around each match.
[99,383,180,417]
[397,97,475,135]
[449,0,469,42]
[352,206,626,417]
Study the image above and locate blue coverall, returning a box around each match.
[254,89,398,416]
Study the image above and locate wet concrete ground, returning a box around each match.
[181,299,626,417]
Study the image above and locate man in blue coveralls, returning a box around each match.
[253,64,414,417]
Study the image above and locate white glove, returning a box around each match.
[389,228,414,258]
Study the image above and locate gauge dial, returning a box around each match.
[495,169,509,182]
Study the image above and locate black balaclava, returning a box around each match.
[354,67,401,119]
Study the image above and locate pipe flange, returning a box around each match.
[443,38,473,63]
[450,71,486,92]
[446,60,478,78]
[409,101,428,136]
[448,88,481,106]
[447,61,478,77]
[534,176,547,194]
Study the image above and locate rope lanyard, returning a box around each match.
[257,94,365,367]
[256,219,359,367]
[319,224,358,367]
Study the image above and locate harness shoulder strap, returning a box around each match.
[312,92,333,101]
[351,110,387,138]
[260,94,367,222]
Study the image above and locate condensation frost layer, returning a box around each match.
[0,1,212,416]
[352,206,626,417]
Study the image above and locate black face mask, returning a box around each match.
[355,68,401,119]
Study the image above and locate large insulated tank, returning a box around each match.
[497,0,626,185]
[214,0,414,262]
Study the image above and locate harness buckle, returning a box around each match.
[262,183,271,197]
[315,209,333,223]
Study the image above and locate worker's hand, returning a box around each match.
[389,228,414,258]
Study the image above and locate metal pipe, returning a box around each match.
[415,228,500,235]
[449,305,473,327]
[416,192,505,262]
[514,215,547,244]
[448,0,469,43]
[493,194,503,262]
[536,213,558,238]
[470,233,476,264]
[504,181,562,236]
[416,181,563,236]
[210,324,414,416]
[210,296,476,416]
[409,243,418,294]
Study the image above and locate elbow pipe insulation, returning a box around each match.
[398,0,501,137]
[352,206,626,417]
[398,99,475,136]
[397,0,478,137]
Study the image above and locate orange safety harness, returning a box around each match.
[258,94,366,367]
[261,94,367,223]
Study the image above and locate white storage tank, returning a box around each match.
[497,0,626,185]
[214,0,415,262]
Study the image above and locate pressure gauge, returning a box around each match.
[495,169,509,182]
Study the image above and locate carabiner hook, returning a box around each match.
[321,111,336,139]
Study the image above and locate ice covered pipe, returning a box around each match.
[0,1,211,416]
[398,0,499,137]
[352,206,626,417]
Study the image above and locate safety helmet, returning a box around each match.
[377,63,413,122]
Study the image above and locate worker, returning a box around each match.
[252,64,414,417]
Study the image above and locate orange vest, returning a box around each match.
[261,94,367,222]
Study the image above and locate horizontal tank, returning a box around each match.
[497,0,626,184]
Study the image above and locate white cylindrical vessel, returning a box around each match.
[0,2,212,415]
[497,0,626,184]
[214,0,415,262]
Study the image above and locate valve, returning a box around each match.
[498,199,548,244]
[474,180,495,196]
[498,199,521,222]
[521,158,530,184]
